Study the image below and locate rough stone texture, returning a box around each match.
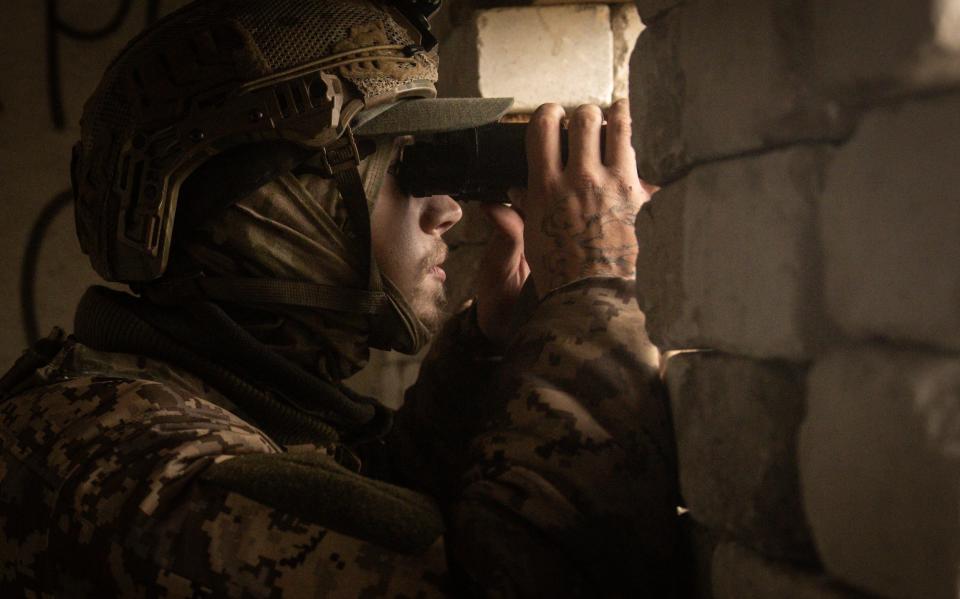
[712,543,871,599]
[439,5,614,112]
[612,4,644,101]
[666,351,817,562]
[635,146,833,361]
[812,0,960,103]
[629,0,850,185]
[822,93,960,352]
[800,346,960,599]
[438,14,482,99]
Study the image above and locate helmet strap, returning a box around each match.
[328,130,383,296]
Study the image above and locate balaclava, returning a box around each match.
[176,140,430,382]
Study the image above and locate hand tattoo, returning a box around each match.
[538,184,639,291]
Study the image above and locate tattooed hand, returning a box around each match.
[513,100,654,298]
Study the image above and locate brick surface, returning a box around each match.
[712,542,870,599]
[821,93,960,352]
[438,17,482,98]
[635,146,833,360]
[812,0,960,103]
[800,346,960,599]
[629,0,850,184]
[438,5,614,112]
[612,4,644,101]
[666,351,816,562]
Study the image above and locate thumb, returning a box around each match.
[482,202,524,247]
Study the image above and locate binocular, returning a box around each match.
[394,123,607,201]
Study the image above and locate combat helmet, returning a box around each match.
[71,0,512,353]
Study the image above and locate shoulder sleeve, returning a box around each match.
[431,278,680,596]
[0,376,449,597]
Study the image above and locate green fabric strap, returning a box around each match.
[334,160,384,295]
[200,451,444,554]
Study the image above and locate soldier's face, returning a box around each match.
[371,140,462,333]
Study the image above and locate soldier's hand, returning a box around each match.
[475,201,530,346]
[512,100,654,298]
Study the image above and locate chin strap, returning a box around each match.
[324,126,384,298]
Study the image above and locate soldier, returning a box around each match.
[0,0,678,596]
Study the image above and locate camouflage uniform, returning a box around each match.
[3,0,678,594]
[0,277,677,597]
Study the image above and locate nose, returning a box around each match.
[420,195,463,236]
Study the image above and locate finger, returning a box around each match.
[506,187,528,219]
[518,252,531,281]
[567,104,604,172]
[526,103,565,188]
[482,203,524,245]
[604,99,637,172]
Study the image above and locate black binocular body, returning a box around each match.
[394,123,608,202]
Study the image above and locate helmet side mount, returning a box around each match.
[386,0,442,51]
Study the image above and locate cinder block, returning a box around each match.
[712,543,870,599]
[629,0,851,184]
[635,146,833,360]
[666,351,816,562]
[612,4,644,101]
[800,346,960,599]
[438,5,614,112]
[822,93,960,352]
[813,0,960,103]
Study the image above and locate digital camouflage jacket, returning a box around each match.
[0,278,678,597]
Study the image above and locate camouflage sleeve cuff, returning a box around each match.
[450,274,677,593]
[539,276,636,304]
[513,276,651,358]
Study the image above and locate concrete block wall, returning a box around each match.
[633,1,960,596]
[5,2,953,596]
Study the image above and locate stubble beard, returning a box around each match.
[410,241,449,334]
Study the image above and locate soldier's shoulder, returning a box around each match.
[0,340,249,452]
[0,341,276,492]
[7,339,235,411]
